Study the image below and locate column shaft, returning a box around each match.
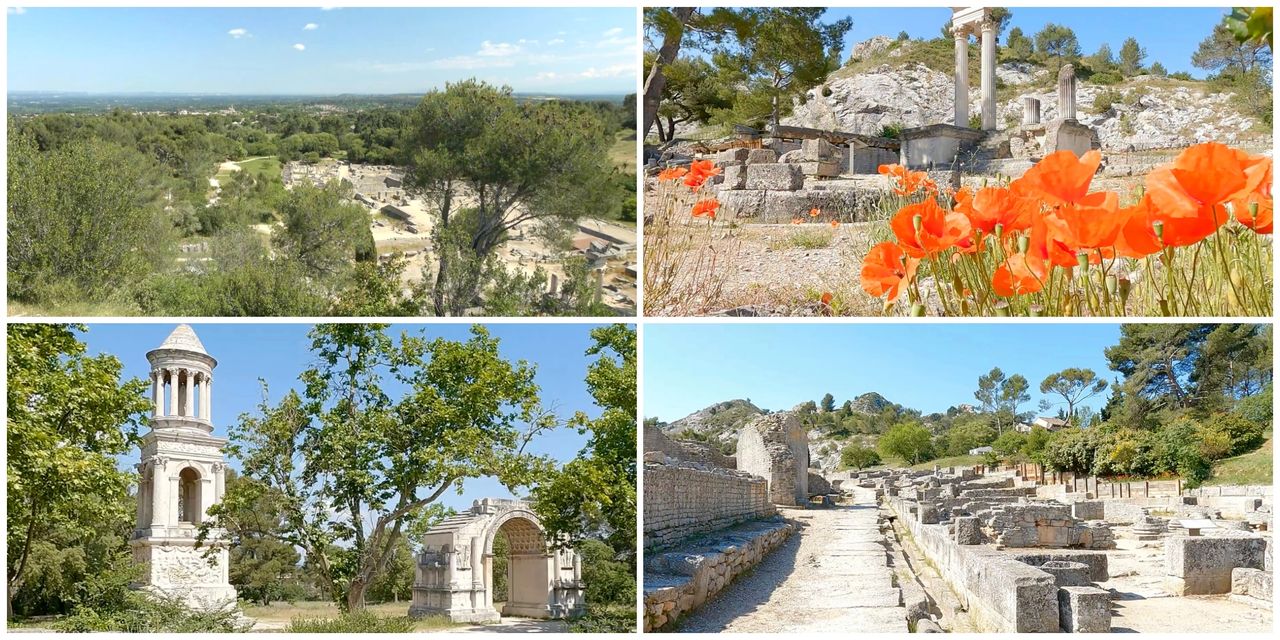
[152,372,163,418]
[184,370,194,417]
[980,23,997,130]
[168,369,178,417]
[954,31,970,127]
[150,460,166,528]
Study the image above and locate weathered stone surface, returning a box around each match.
[954,516,982,544]
[1165,535,1268,594]
[643,461,773,550]
[1044,119,1099,157]
[745,148,778,165]
[1039,560,1091,587]
[737,413,808,506]
[744,163,804,191]
[721,164,748,190]
[716,189,766,219]
[1231,567,1272,603]
[715,147,749,166]
[807,471,833,497]
[758,189,859,223]
[797,160,842,177]
[1057,586,1110,633]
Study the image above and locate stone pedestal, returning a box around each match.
[1057,586,1111,633]
[898,124,986,170]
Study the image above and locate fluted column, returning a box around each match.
[134,463,147,528]
[954,28,970,128]
[203,376,212,420]
[150,458,166,528]
[168,369,178,417]
[980,20,997,130]
[183,369,194,417]
[152,371,163,418]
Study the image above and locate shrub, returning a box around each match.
[1090,71,1123,85]
[569,603,636,633]
[288,611,416,633]
[54,593,251,633]
[878,123,904,139]
[1235,385,1272,426]
[1206,412,1267,456]
[840,444,881,469]
[579,539,635,606]
[1092,89,1123,113]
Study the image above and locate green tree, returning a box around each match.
[273,182,375,280]
[840,444,881,470]
[6,324,152,617]
[878,422,934,465]
[974,367,1006,417]
[532,325,637,561]
[1149,61,1168,77]
[404,81,614,316]
[991,430,1028,462]
[1086,42,1116,73]
[1193,19,1272,77]
[652,55,732,142]
[220,470,305,606]
[7,134,174,306]
[709,8,853,128]
[1003,27,1035,62]
[820,393,836,413]
[1118,37,1147,76]
[1034,23,1082,70]
[1039,368,1108,419]
[999,374,1032,430]
[365,537,415,604]
[578,539,635,606]
[988,7,1013,43]
[211,324,557,611]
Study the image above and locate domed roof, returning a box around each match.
[156,324,208,355]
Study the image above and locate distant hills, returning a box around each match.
[6,91,631,115]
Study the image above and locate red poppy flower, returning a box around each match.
[890,199,971,257]
[683,159,721,191]
[860,242,918,302]
[992,254,1045,297]
[960,186,1036,234]
[1114,197,1164,258]
[657,166,688,182]
[690,198,720,220]
[1049,191,1123,250]
[1012,150,1103,206]
[878,163,937,196]
[809,207,821,218]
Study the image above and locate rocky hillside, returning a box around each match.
[657,399,766,452]
[785,35,1268,151]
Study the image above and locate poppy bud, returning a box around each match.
[1105,275,1118,296]
[993,301,1010,316]
[951,274,965,296]
[1249,201,1259,222]
[1157,297,1171,316]
[910,303,926,317]
[912,214,923,234]
[1152,220,1164,240]
[993,223,1004,239]
[1016,234,1029,254]
[1028,304,1043,317]
[1118,277,1131,304]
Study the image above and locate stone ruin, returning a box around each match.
[1008,64,1101,159]
[736,413,809,506]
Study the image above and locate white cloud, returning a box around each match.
[477,40,521,57]
[293,43,306,51]
[228,28,250,39]
[603,27,623,37]
[580,63,633,79]
[320,5,340,10]
[535,71,558,81]
[429,55,516,70]
[547,38,565,46]
[7,7,26,15]
[303,23,319,31]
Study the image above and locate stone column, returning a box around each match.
[954,29,970,127]
[152,371,163,418]
[135,463,147,528]
[1058,64,1077,121]
[183,370,194,417]
[150,458,167,528]
[199,375,209,420]
[213,462,226,502]
[980,20,997,130]
[201,473,215,522]
[205,376,213,420]
[572,549,582,582]
[1022,97,1041,125]
[168,369,178,418]
[169,472,181,524]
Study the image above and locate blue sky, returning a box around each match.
[7,7,637,94]
[76,322,621,512]
[831,6,1229,77]
[644,323,1125,421]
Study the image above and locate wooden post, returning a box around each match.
[1145,481,1150,497]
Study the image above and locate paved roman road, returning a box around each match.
[676,487,908,632]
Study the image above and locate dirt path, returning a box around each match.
[676,488,907,633]
[445,617,567,633]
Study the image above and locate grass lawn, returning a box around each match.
[236,156,282,182]
[1205,437,1273,486]
[609,129,637,173]
[242,600,457,632]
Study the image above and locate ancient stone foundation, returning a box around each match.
[643,461,773,550]
[736,413,809,506]
[1165,535,1268,595]
[643,518,794,631]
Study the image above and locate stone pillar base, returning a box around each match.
[410,604,501,624]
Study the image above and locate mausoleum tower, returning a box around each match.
[130,325,237,610]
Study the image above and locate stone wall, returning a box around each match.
[643,518,794,631]
[737,413,809,506]
[643,461,773,550]
[888,496,1059,632]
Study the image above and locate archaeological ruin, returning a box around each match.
[131,325,237,611]
[643,411,1273,633]
[410,498,586,623]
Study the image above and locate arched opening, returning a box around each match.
[177,467,201,524]
[486,517,548,619]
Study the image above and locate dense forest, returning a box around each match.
[7,86,637,317]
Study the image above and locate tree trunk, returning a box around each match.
[642,7,696,139]
[347,580,368,612]
[432,191,453,317]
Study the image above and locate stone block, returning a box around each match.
[1071,501,1104,521]
[954,516,982,545]
[714,148,749,166]
[1040,560,1091,587]
[716,190,765,219]
[744,163,804,191]
[801,138,837,161]
[798,160,842,177]
[721,164,748,191]
[1231,567,1272,602]
[1165,535,1268,594]
[1057,586,1110,633]
[745,148,778,165]
[1044,120,1098,157]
